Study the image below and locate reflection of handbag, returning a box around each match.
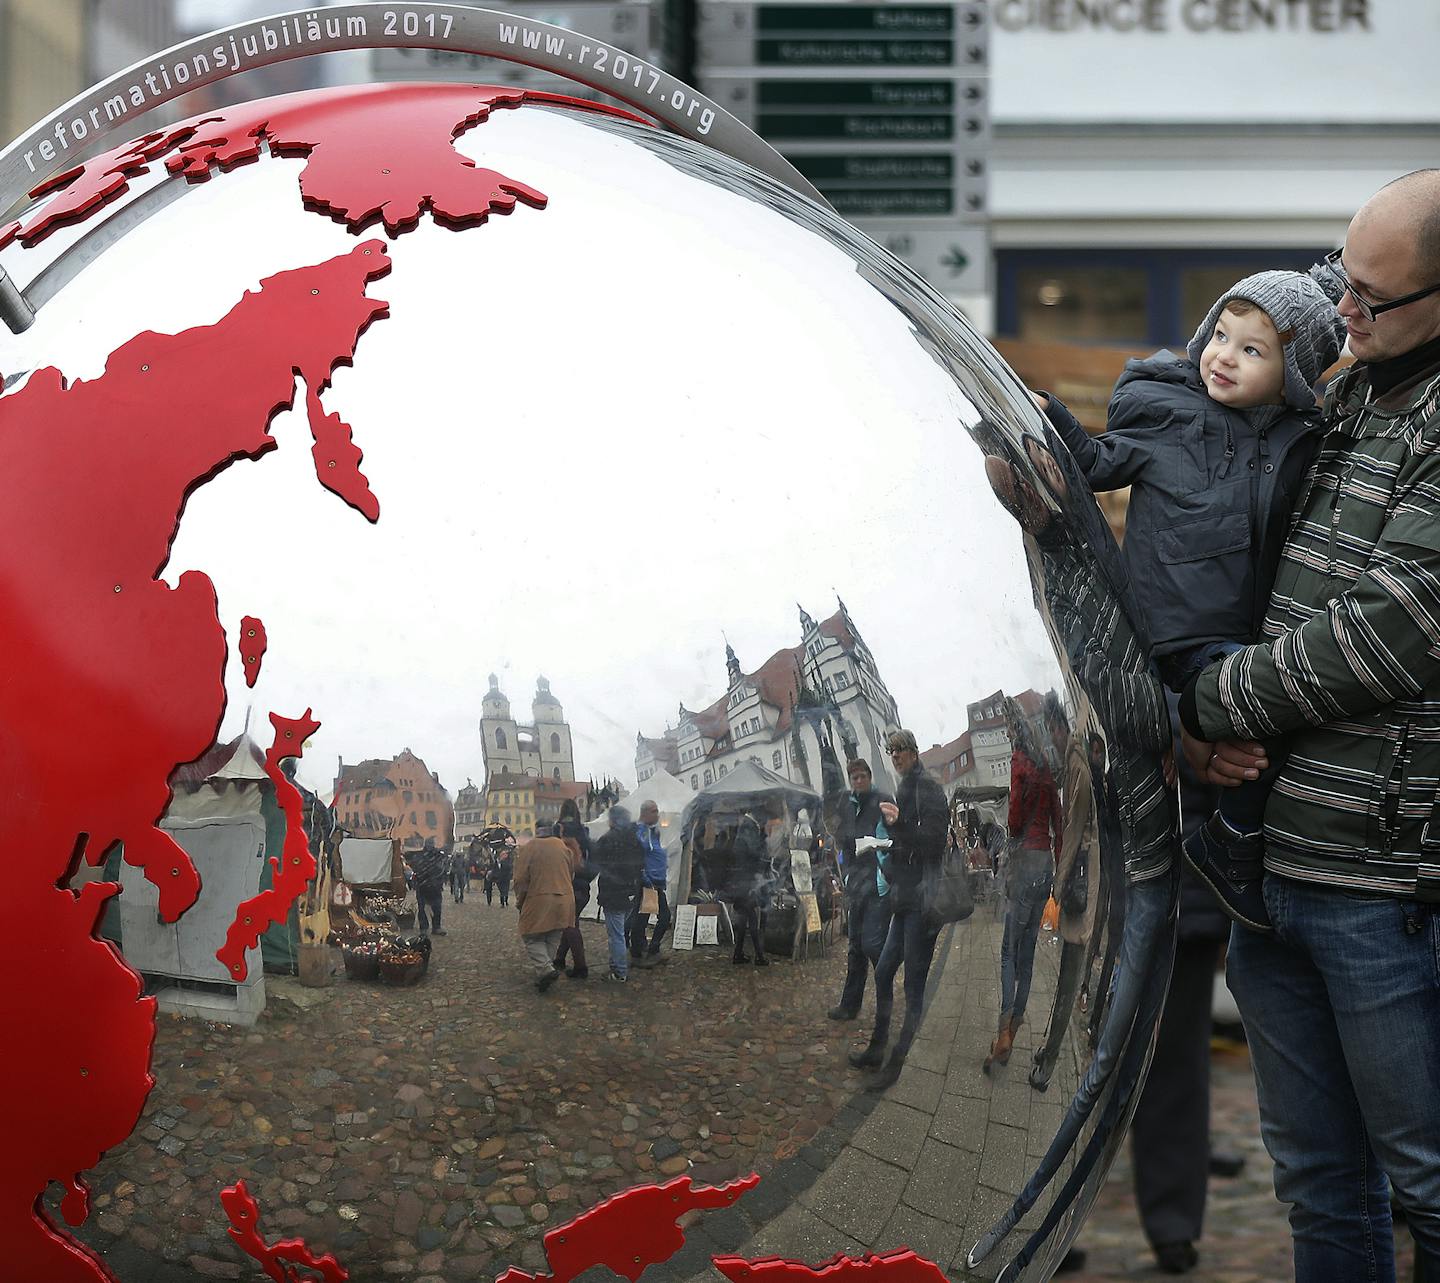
[926,846,974,926]
[1061,848,1089,917]
[640,885,660,916]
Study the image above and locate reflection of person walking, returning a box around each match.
[448,848,468,903]
[494,845,513,907]
[553,799,595,980]
[829,758,893,1022]
[988,706,1059,1073]
[729,813,768,966]
[407,838,448,937]
[594,805,645,982]
[850,730,947,1091]
[514,831,577,994]
[627,801,672,967]
[1029,695,1097,1092]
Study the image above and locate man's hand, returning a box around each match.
[1180,728,1268,787]
[878,801,899,825]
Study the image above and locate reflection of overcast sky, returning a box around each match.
[0,106,1059,797]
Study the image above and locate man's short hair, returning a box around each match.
[847,757,873,778]
[1381,168,1440,283]
[885,729,918,754]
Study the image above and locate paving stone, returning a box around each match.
[903,1139,981,1222]
[849,1101,931,1170]
[798,1148,906,1242]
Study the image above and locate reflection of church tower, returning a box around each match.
[725,642,742,689]
[533,676,575,782]
[480,674,521,782]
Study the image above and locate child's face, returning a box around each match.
[1198,305,1286,408]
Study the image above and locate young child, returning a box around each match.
[1032,269,1345,932]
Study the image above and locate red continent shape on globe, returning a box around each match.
[0,82,645,252]
[0,78,586,1283]
[0,241,389,1283]
[711,1249,951,1283]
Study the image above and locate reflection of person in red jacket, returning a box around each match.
[987,704,1061,1073]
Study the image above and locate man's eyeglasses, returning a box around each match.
[1324,247,1440,323]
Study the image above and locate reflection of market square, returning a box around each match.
[67,893,858,1277]
[57,870,1120,1283]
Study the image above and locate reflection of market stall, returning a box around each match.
[951,783,1010,906]
[677,761,837,959]
[333,836,430,985]
[85,734,325,1025]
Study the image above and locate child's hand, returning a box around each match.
[1028,389,1049,412]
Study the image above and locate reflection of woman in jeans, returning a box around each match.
[988,713,1061,1073]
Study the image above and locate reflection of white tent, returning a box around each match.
[584,768,693,911]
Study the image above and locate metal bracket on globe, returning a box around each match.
[0,1,829,334]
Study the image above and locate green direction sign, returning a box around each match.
[758,113,952,141]
[786,152,954,217]
[755,37,953,65]
[827,190,953,217]
[788,154,954,183]
[752,78,982,143]
[754,5,954,31]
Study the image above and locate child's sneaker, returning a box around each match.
[1182,813,1272,932]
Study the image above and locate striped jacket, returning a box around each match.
[1188,357,1440,899]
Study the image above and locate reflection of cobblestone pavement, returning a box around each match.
[62,897,1421,1283]
[60,895,851,1281]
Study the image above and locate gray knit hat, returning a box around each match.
[1187,267,1346,410]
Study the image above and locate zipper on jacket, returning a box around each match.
[1379,723,1411,853]
[1328,459,1354,575]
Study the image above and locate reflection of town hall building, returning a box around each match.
[636,599,902,796]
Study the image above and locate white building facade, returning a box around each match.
[639,600,904,796]
[983,4,1439,345]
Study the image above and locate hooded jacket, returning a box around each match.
[1043,352,1323,664]
[1183,356,1440,899]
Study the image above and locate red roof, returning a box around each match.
[678,609,855,745]
[921,730,972,772]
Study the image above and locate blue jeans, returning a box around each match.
[870,903,941,1061]
[836,891,892,1016]
[603,907,630,978]
[1000,848,1053,1026]
[1229,876,1440,1283]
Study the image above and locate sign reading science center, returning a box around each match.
[991,0,1440,124]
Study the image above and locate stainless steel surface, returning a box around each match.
[0,90,1177,1282]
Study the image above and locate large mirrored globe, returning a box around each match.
[0,81,1176,1283]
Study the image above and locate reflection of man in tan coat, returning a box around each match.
[1030,696,1101,1092]
[514,833,578,993]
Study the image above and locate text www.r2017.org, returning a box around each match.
[495,19,716,134]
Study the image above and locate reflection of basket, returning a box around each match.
[378,951,428,986]
[343,949,381,982]
[394,911,416,930]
